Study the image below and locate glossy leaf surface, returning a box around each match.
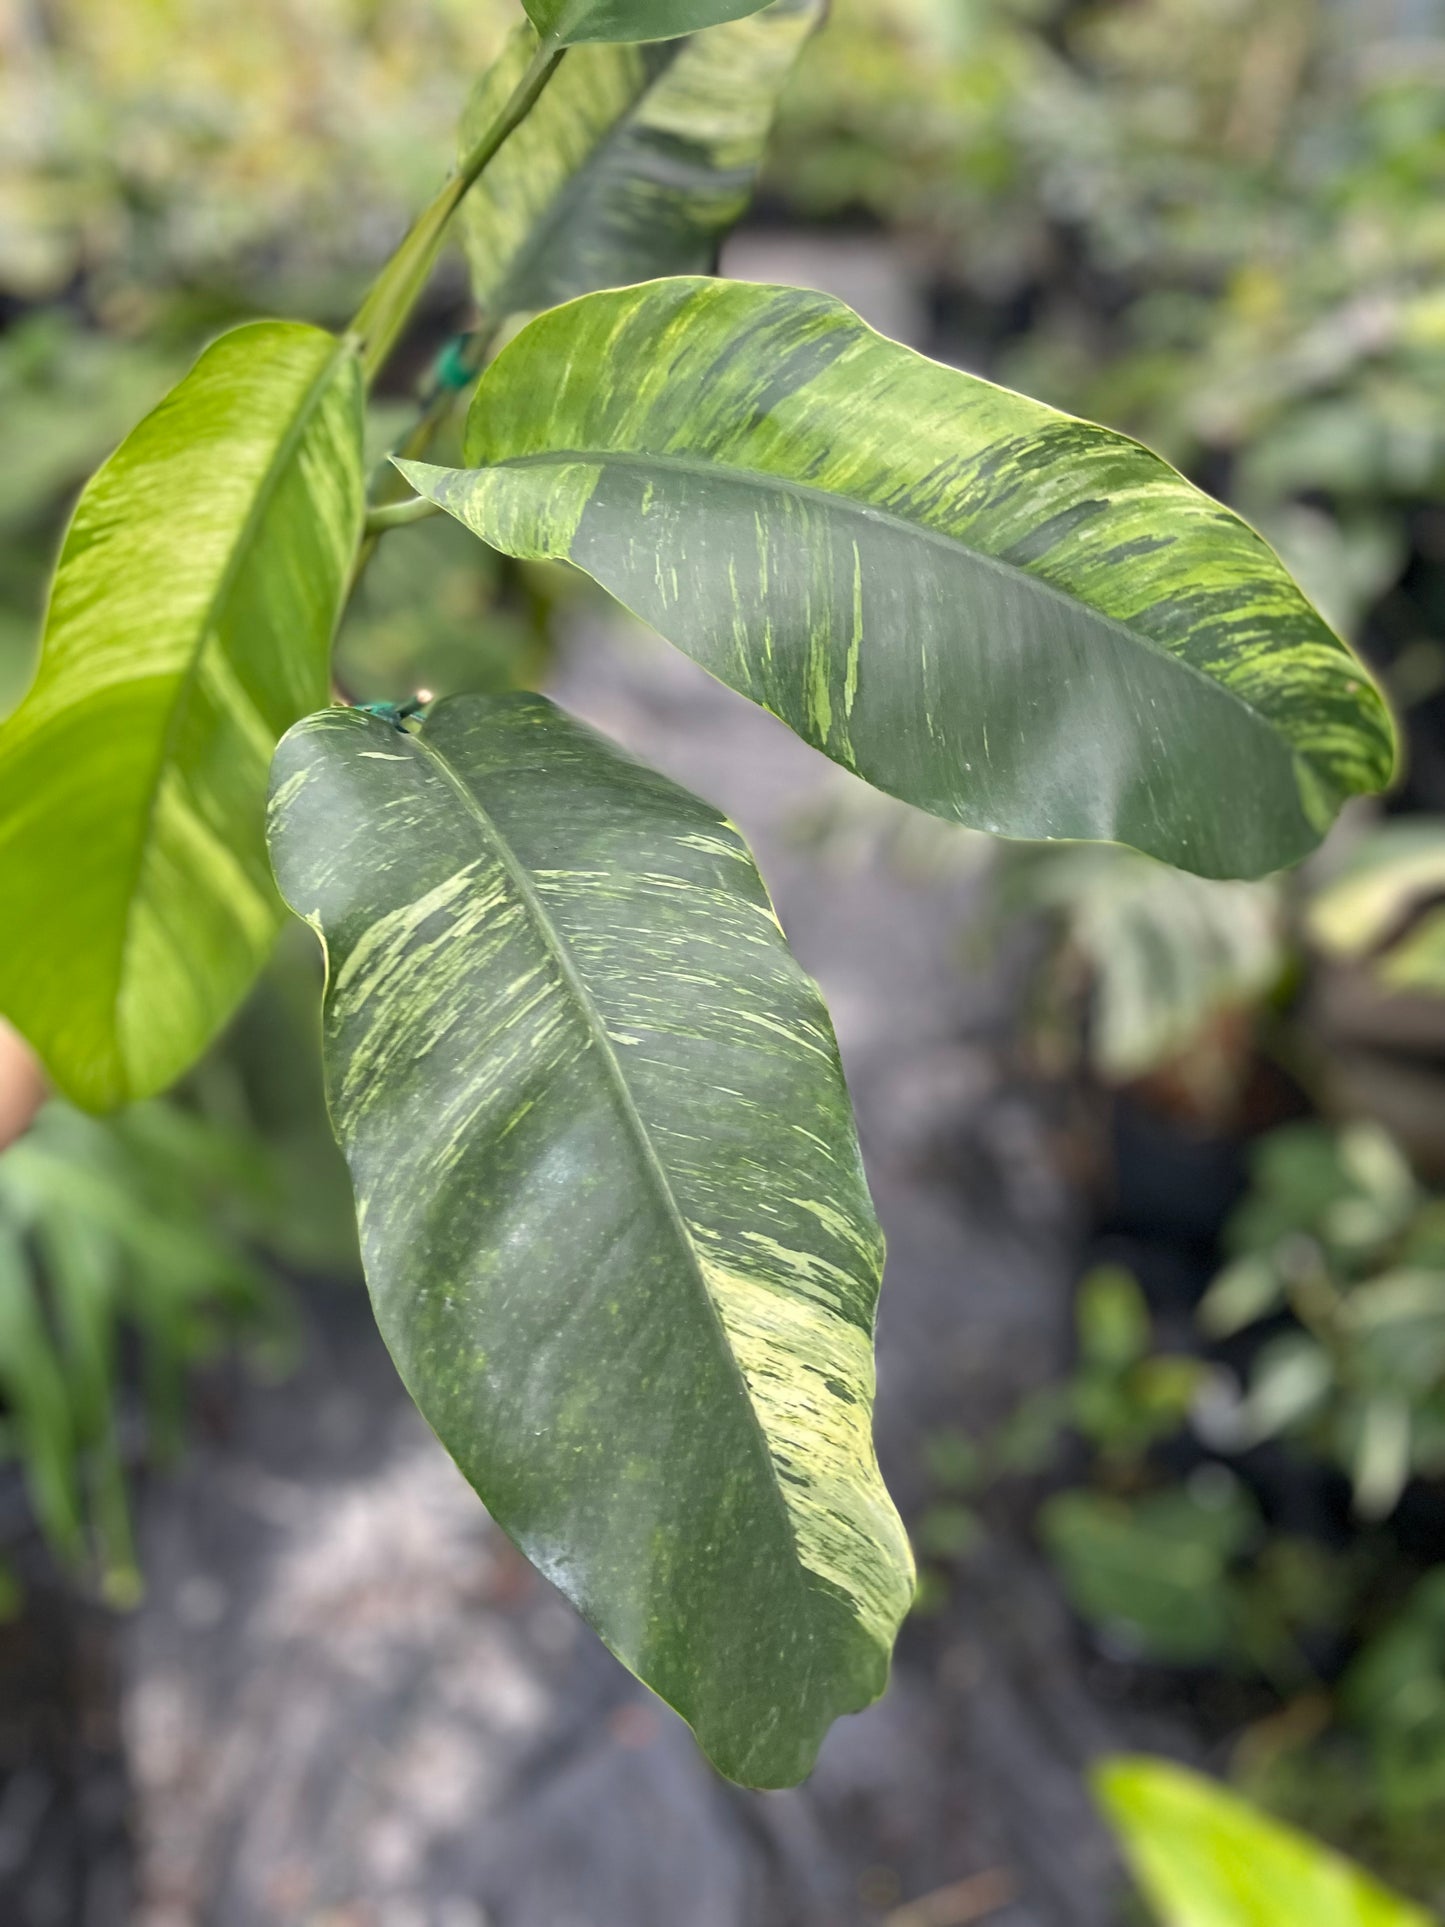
[402,278,1395,880]
[525,0,773,45]
[266,692,912,1787]
[1096,1756,1432,1927]
[461,2,818,321]
[0,322,364,1110]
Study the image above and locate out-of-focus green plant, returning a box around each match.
[1096,1754,1433,1927]
[998,1123,1445,1621]
[1039,1467,1361,1687]
[1003,1266,1206,1478]
[795,794,1444,1112]
[1198,1121,1445,1522]
[0,919,354,1609]
[762,0,1048,255]
[1050,6,1439,647]
[973,1121,1445,1901]
[333,507,565,707]
[947,1266,1353,1679]
[912,1265,1209,1622]
[867,808,1445,1113]
[1042,1475,1263,1669]
[0,1097,294,1605]
[0,0,516,315]
[1341,1567,1445,1836]
[793,790,1288,1103]
[984,845,1288,1091]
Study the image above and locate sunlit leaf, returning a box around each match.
[0,323,364,1109]
[1096,1755,1433,1927]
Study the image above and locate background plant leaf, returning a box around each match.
[1042,1486,1256,1666]
[401,277,1395,881]
[991,843,1285,1082]
[1308,816,1445,995]
[0,1097,283,1599]
[266,691,913,1788]
[1095,1755,1433,1927]
[0,322,364,1110]
[524,0,774,46]
[461,1,819,322]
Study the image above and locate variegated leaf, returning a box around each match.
[400,278,1395,881]
[266,691,913,1788]
[0,322,364,1110]
[525,0,774,45]
[461,1,819,322]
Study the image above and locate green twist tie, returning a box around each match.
[433,335,476,392]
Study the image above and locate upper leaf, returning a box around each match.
[461,2,819,321]
[400,278,1396,881]
[0,322,364,1110]
[1095,1756,1432,1927]
[525,0,773,45]
[266,692,913,1787]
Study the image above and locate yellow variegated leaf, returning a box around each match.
[0,322,364,1109]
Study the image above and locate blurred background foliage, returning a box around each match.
[5,0,1445,1914]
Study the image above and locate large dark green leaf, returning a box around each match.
[461,2,819,321]
[266,692,912,1787]
[525,0,773,44]
[0,322,364,1111]
[399,278,1396,881]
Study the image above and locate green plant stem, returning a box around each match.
[349,36,565,389]
[364,494,441,535]
[336,25,555,698]
[345,323,501,606]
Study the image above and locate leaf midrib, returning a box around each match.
[476,444,1325,770]
[112,330,354,1093]
[404,716,810,1586]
